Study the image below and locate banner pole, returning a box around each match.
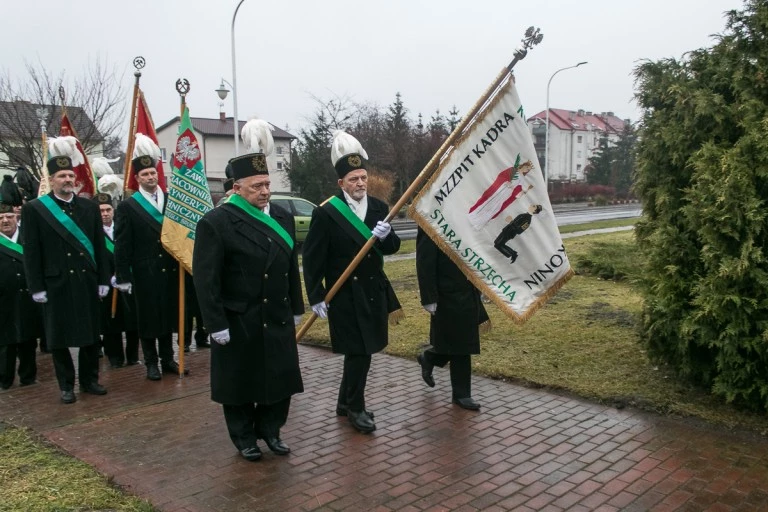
[296,29,543,342]
[175,78,191,378]
[123,57,145,196]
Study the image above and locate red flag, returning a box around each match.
[60,113,97,198]
[126,91,167,192]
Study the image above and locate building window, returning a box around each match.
[160,148,167,162]
[276,146,283,155]
[577,135,583,143]
[577,150,582,158]
[277,162,283,170]
[577,164,582,171]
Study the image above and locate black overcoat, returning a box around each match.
[416,228,488,355]
[193,201,304,405]
[100,228,138,334]
[21,194,110,349]
[0,232,43,345]
[302,192,400,355]
[114,195,178,338]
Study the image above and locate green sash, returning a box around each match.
[226,194,294,251]
[39,194,95,264]
[133,191,164,225]
[105,236,114,254]
[0,234,23,256]
[325,196,382,257]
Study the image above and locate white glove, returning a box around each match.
[32,291,48,303]
[294,315,303,326]
[110,275,117,287]
[423,303,437,315]
[311,302,328,319]
[98,285,109,298]
[371,221,391,241]
[114,282,132,294]
[211,328,230,345]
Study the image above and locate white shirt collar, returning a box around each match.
[342,191,367,221]
[262,203,270,217]
[103,223,114,239]
[1,229,19,243]
[53,193,74,203]
[139,187,164,212]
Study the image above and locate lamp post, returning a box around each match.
[230,0,246,156]
[545,61,587,189]
[215,78,235,150]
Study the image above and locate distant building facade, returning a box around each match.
[528,109,629,182]
[156,114,297,194]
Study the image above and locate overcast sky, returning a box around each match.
[0,0,744,140]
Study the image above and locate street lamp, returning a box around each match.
[545,61,587,188]
[230,0,246,156]
[215,78,235,151]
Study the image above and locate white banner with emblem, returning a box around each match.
[409,77,572,323]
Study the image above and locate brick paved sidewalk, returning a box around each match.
[1,344,768,511]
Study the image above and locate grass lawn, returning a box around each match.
[0,424,155,511]
[302,228,768,434]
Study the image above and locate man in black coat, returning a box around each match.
[114,147,182,381]
[194,120,304,462]
[302,131,401,434]
[22,145,110,403]
[416,228,490,410]
[0,187,42,389]
[96,193,140,368]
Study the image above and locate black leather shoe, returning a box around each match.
[80,383,108,395]
[453,397,481,410]
[239,446,262,462]
[264,437,290,455]
[61,390,77,404]
[417,353,435,388]
[335,404,374,419]
[146,365,162,381]
[109,359,125,369]
[348,410,376,434]
[162,361,189,375]
[196,337,211,349]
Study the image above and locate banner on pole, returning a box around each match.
[161,106,213,274]
[60,113,97,198]
[409,78,572,323]
[126,92,167,193]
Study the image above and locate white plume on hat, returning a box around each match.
[98,174,124,199]
[91,157,114,178]
[132,133,161,160]
[330,130,368,167]
[240,119,274,156]
[48,136,85,167]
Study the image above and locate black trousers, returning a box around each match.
[337,354,372,412]
[141,334,174,367]
[51,344,100,391]
[103,330,140,365]
[222,398,291,450]
[0,340,37,388]
[423,349,472,399]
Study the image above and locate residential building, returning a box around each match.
[0,101,103,179]
[155,114,297,194]
[528,109,629,182]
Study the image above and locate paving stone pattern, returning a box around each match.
[1,344,768,511]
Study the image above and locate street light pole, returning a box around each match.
[231,0,246,156]
[545,61,587,189]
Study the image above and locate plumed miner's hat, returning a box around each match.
[228,119,274,181]
[331,130,368,179]
[0,175,22,214]
[47,136,83,175]
[91,157,114,178]
[95,193,113,206]
[98,174,124,201]
[131,134,161,173]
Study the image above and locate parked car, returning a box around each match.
[270,194,317,243]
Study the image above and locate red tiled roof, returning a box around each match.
[528,109,628,134]
[156,116,296,140]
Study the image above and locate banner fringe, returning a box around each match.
[389,308,406,325]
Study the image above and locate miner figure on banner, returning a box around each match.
[114,135,183,381]
[194,119,304,462]
[21,137,110,404]
[302,130,402,434]
[493,204,543,264]
[0,178,42,389]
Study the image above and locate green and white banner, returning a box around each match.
[409,78,572,323]
[161,106,214,274]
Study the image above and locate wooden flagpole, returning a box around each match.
[112,57,144,319]
[296,28,543,341]
[175,78,190,378]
